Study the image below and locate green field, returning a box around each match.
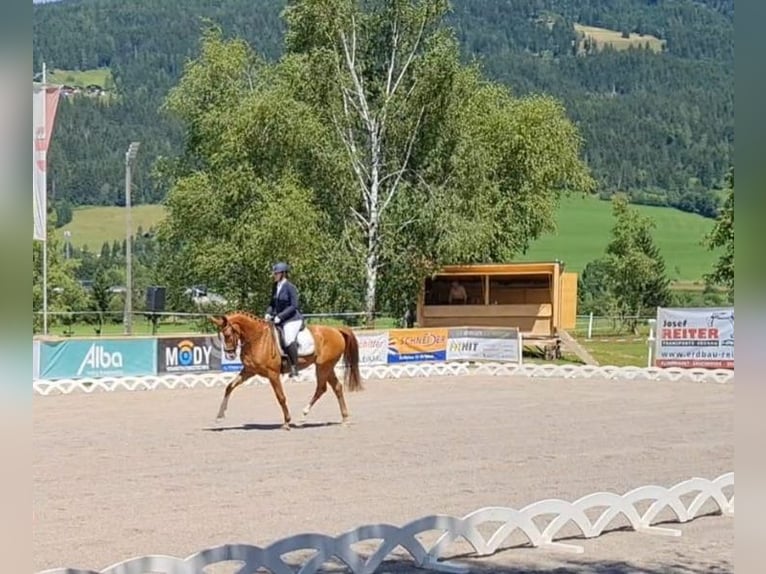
[517,194,717,282]
[59,196,717,281]
[48,67,112,88]
[574,24,665,53]
[56,204,166,249]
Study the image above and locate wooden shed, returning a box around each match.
[416,261,578,337]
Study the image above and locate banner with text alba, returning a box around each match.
[654,306,734,369]
[40,338,157,379]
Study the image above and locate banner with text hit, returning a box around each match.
[654,306,734,369]
[446,327,521,363]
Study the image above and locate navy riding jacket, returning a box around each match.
[266,280,303,323]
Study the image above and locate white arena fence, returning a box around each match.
[36,472,734,574]
[32,362,734,396]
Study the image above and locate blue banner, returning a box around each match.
[40,338,157,380]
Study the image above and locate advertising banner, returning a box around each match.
[446,327,521,363]
[157,336,222,373]
[39,338,157,379]
[33,83,62,241]
[33,340,41,380]
[220,339,243,372]
[387,328,448,363]
[356,331,389,366]
[654,307,734,369]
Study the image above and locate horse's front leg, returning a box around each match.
[267,372,292,430]
[216,371,246,421]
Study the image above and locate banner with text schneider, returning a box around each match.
[39,338,157,380]
[387,328,448,363]
[446,327,521,363]
[654,306,734,369]
[156,336,223,373]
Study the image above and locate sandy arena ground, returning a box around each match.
[32,375,734,573]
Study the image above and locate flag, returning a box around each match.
[33,83,61,242]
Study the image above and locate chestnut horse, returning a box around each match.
[210,312,363,430]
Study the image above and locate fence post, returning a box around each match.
[646,319,656,368]
[587,312,594,339]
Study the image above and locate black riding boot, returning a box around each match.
[286,341,299,378]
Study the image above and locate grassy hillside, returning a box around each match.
[47,67,112,87]
[517,195,717,282]
[59,199,718,282]
[56,205,166,249]
[573,23,665,53]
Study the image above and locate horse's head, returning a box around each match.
[210,315,241,360]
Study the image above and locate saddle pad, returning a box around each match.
[272,324,316,357]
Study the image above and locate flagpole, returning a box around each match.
[41,62,48,335]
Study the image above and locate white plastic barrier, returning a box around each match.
[36,472,734,574]
[32,362,734,396]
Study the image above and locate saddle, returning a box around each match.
[270,320,316,358]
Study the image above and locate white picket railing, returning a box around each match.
[32,362,734,396]
[36,472,734,574]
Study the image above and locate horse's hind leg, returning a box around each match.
[326,367,350,425]
[216,371,245,421]
[301,366,328,422]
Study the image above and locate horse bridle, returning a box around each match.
[222,326,240,355]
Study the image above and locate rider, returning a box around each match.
[264,262,303,377]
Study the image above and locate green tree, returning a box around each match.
[704,167,734,294]
[289,0,593,316]
[90,263,112,333]
[598,194,671,332]
[32,213,88,334]
[577,258,618,317]
[157,5,593,318]
[156,28,348,311]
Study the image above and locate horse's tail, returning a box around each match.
[338,327,364,392]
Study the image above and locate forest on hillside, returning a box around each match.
[33,0,733,222]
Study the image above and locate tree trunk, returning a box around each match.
[364,245,378,326]
[363,120,382,326]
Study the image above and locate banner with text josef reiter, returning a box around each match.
[654,306,734,369]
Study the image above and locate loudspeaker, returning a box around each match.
[145,286,166,314]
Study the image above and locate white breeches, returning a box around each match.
[281,319,301,346]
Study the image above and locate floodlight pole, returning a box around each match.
[124,142,140,335]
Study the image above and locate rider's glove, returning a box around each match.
[265,314,273,321]
[274,316,282,324]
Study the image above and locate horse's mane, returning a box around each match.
[227,310,268,325]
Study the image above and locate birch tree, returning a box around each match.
[284,0,456,320]
[283,0,593,320]
[158,9,594,320]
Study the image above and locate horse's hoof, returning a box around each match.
[282,423,292,431]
